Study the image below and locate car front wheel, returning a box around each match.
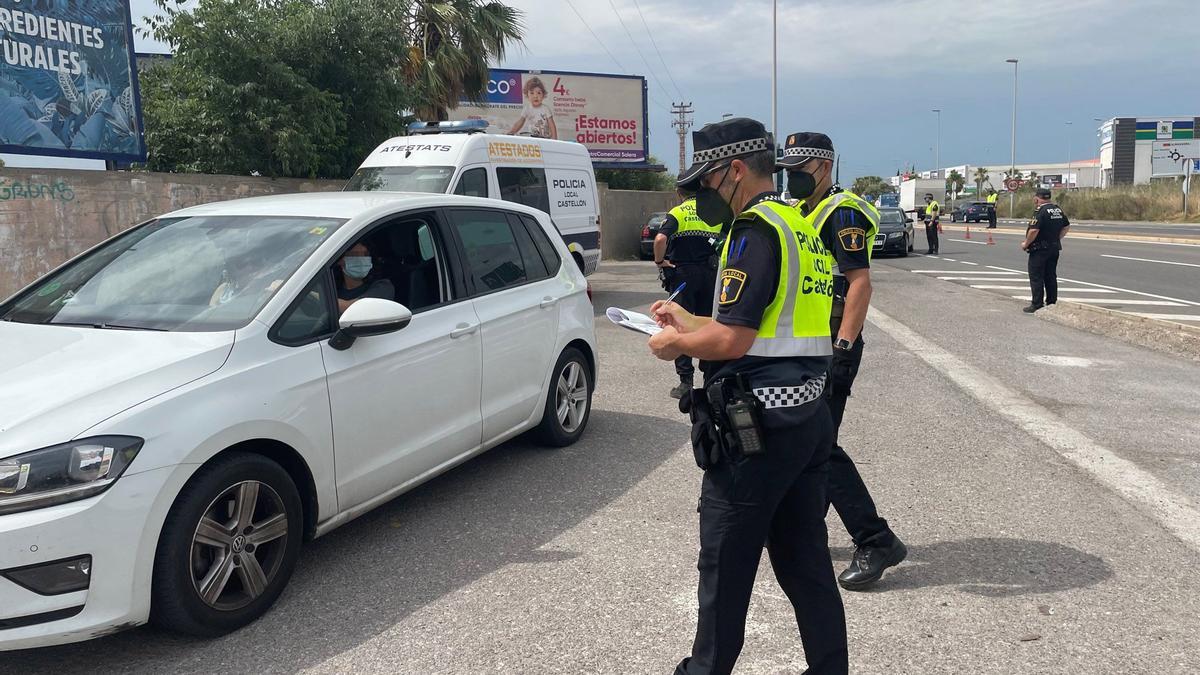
[151,452,303,637]
[535,347,593,447]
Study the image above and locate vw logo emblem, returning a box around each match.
[232,535,246,553]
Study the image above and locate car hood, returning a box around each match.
[0,322,234,458]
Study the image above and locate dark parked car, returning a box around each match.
[872,207,914,257]
[639,211,668,260]
[950,201,993,223]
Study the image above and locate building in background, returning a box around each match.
[891,160,1103,196]
[1099,117,1199,187]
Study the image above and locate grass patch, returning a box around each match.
[995,180,1199,222]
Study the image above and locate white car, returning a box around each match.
[0,192,596,649]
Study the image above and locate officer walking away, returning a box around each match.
[922,193,941,254]
[648,118,847,675]
[780,132,907,590]
[1021,188,1071,313]
[986,190,999,228]
[654,188,723,398]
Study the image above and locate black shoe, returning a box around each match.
[838,538,908,590]
[669,381,692,399]
[925,250,934,254]
[1022,304,1043,313]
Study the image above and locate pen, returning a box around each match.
[663,281,686,306]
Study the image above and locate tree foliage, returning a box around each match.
[850,175,895,197]
[140,0,523,178]
[973,166,990,195]
[946,169,966,198]
[596,157,676,191]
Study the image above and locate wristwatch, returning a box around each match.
[834,337,854,351]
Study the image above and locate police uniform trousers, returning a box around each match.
[677,403,848,675]
[924,219,939,253]
[668,264,717,381]
[1027,247,1061,307]
[825,311,896,550]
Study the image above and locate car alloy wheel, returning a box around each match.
[556,361,589,434]
[190,480,290,611]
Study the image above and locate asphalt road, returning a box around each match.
[9,261,1200,673]
[995,218,1200,239]
[885,228,1200,324]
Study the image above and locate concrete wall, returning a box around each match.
[0,168,342,299]
[598,185,677,260]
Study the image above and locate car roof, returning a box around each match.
[158,191,546,221]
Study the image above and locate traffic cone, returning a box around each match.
[965,224,972,239]
[986,229,995,245]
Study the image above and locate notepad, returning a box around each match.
[605,307,663,336]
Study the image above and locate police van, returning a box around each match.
[346,120,601,276]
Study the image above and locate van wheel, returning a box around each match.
[572,252,586,274]
[151,452,303,637]
[536,348,592,447]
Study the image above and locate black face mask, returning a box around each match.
[695,164,736,228]
[787,170,817,201]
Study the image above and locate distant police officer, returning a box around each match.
[986,190,999,228]
[654,188,723,398]
[649,118,847,675]
[1021,188,1071,313]
[779,132,907,590]
[922,193,941,254]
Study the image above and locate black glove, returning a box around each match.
[829,346,858,395]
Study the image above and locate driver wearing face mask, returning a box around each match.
[336,241,395,315]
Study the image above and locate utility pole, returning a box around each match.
[1006,58,1019,217]
[1065,120,1073,189]
[671,102,694,175]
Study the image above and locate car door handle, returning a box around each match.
[539,296,558,309]
[450,323,478,339]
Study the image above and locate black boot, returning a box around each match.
[669,379,693,399]
[838,538,907,590]
[1022,304,1042,313]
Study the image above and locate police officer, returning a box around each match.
[986,190,999,228]
[648,118,847,675]
[779,132,907,590]
[1021,188,1071,313]
[654,188,723,398]
[922,193,941,254]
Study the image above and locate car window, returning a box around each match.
[344,166,455,193]
[448,209,528,292]
[508,214,550,281]
[520,214,562,275]
[496,167,550,214]
[275,275,333,344]
[453,167,489,198]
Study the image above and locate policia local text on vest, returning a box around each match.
[781,130,907,592]
[654,194,723,398]
[648,117,848,675]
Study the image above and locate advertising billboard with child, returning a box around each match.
[0,0,145,161]
[449,68,648,166]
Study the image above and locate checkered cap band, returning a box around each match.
[693,137,770,163]
[783,147,835,161]
[752,376,826,410]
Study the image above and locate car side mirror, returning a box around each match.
[905,216,913,223]
[329,298,413,350]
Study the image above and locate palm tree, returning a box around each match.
[946,169,966,199]
[402,1,524,120]
[973,166,989,196]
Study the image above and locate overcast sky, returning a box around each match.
[9,0,1200,181]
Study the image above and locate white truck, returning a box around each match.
[899,178,946,218]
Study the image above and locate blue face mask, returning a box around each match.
[343,256,372,280]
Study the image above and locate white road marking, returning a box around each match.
[942,257,957,261]
[1026,355,1096,368]
[1133,313,1200,322]
[1008,296,1186,306]
[868,307,1200,554]
[985,264,1200,307]
[970,285,1115,292]
[938,276,1023,281]
[913,270,1020,275]
[1100,254,1200,268]
[949,239,988,245]
[961,261,979,266]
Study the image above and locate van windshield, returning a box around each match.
[345,166,454,193]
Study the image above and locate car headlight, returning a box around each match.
[887,232,905,239]
[0,436,143,516]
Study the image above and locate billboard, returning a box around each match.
[0,0,145,161]
[1152,139,1200,177]
[449,68,648,165]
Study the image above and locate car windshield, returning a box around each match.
[0,215,344,332]
[344,166,455,193]
[878,210,906,224]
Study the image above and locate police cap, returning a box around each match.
[776,131,835,169]
[677,117,773,190]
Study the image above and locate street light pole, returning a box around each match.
[1065,120,1073,190]
[1093,117,1105,188]
[932,108,941,181]
[1006,58,1018,216]
[771,0,778,191]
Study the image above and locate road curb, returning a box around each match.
[977,221,1200,245]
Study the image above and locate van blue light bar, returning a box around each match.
[408,120,490,135]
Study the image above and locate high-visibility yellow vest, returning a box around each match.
[716,200,833,358]
[926,199,940,216]
[802,190,880,270]
[667,198,722,238]
[987,193,998,204]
